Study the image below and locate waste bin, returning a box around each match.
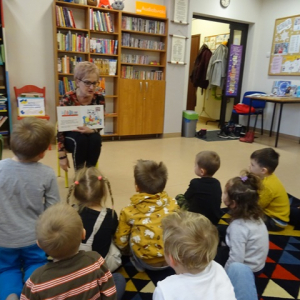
[181,110,199,137]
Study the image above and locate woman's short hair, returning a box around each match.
[36,203,83,260]
[162,211,218,272]
[74,61,99,80]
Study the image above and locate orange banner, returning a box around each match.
[136,2,166,18]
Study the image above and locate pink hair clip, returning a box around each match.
[240,176,248,182]
[98,176,102,180]
[74,181,79,185]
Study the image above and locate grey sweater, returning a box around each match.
[225,218,269,273]
[0,159,60,248]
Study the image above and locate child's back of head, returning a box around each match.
[134,159,168,194]
[195,151,220,176]
[250,147,279,174]
[36,203,83,260]
[162,211,218,273]
[224,170,263,221]
[11,117,54,161]
[67,167,113,209]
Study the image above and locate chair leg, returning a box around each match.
[261,113,264,135]
[253,115,258,133]
[0,134,3,160]
[65,171,69,188]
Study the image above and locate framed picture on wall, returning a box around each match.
[173,0,189,24]
[170,35,187,64]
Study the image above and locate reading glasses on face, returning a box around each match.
[79,79,99,87]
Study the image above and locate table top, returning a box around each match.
[245,95,300,103]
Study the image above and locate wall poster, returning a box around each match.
[269,14,300,76]
[173,0,188,24]
[225,45,243,97]
[170,35,187,64]
[204,33,229,51]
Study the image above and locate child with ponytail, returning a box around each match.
[222,170,269,274]
[67,167,121,272]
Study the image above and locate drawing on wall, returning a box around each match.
[269,14,300,76]
[204,33,229,51]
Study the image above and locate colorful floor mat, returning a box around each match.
[117,194,300,300]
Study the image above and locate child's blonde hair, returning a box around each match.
[162,211,218,272]
[196,151,220,176]
[11,117,54,160]
[134,159,168,194]
[225,170,263,221]
[36,203,83,260]
[67,167,114,211]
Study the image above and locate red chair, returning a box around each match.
[14,85,51,149]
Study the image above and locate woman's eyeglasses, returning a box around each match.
[79,79,99,87]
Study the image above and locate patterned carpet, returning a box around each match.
[116,195,300,300]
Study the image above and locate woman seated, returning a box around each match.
[57,62,105,171]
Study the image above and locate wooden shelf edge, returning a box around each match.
[121,63,165,67]
[104,113,117,118]
[121,29,166,37]
[58,50,89,54]
[57,26,88,32]
[90,30,118,35]
[90,53,118,57]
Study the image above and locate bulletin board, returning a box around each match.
[204,33,229,51]
[268,14,300,76]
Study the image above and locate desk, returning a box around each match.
[245,95,300,147]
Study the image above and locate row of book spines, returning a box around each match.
[0,116,8,127]
[90,39,118,55]
[121,66,163,80]
[90,9,114,32]
[56,6,76,28]
[122,34,165,50]
[58,78,76,96]
[58,56,83,74]
[90,58,117,76]
[0,45,5,65]
[121,54,150,65]
[57,32,89,52]
[122,16,165,35]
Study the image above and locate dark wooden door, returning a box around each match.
[186,34,200,110]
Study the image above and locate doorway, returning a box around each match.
[187,16,249,126]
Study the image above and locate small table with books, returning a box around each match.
[245,95,300,147]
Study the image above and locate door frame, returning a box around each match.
[192,15,249,126]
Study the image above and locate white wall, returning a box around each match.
[3,0,300,136]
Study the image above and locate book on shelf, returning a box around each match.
[57,105,104,132]
[121,66,163,80]
[0,116,8,127]
[56,5,76,28]
[98,77,106,95]
[57,31,89,52]
[271,81,292,96]
[122,16,165,34]
[59,78,76,95]
[122,33,165,50]
[90,38,118,54]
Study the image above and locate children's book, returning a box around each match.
[57,105,104,132]
[271,81,291,96]
[17,97,45,116]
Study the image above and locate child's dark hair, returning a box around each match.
[225,170,263,220]
[134,159,168,194]
[196,151,220,176]
[67,167,114,211]
[250,148,279,173]
[11,117,54,160]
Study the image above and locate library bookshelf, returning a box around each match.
[53,1,168,137]
[0,0,11,142]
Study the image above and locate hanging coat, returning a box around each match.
[206,44,228,89]
[190,44,212,91]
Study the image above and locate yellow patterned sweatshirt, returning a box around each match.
[114,191,178,264]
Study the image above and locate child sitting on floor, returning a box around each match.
[220,171,269,274]
[114,159,178,272]
[250,147,290,231]
[153,211,236,300]
[0,117,60,300]
[21,203,125,300]
[176,151,222,225]
[67,167,121,272]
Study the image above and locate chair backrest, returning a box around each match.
[242,91,266,109]
[14,85,46,102]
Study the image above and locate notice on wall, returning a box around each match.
[173,0,188,24]
[269,14,300,76]
[225,45,243,97]
[170,35,186,64]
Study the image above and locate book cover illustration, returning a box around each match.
[57,105,104,132]
[271,81,291,96]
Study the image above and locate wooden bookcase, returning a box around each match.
[53,1,168,137]
[0,0,11,142]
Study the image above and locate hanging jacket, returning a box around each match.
[190,44,212,91]
[206,44,228,89]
